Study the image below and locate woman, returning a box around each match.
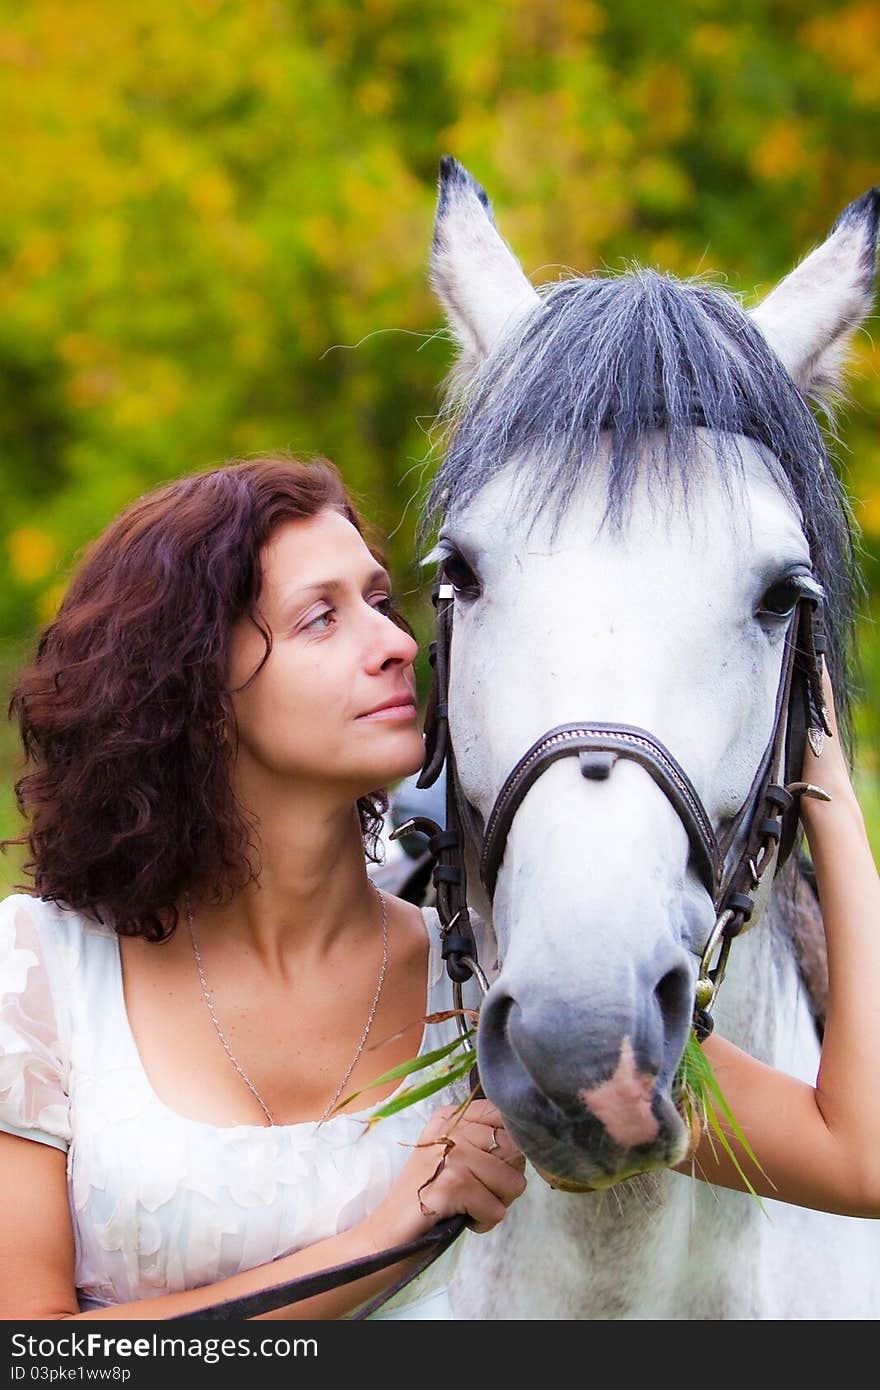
[1,455,878,1321]
[0,455,526,1320]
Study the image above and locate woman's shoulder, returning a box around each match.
[0,894,95,1152]
[0,892,115,989]
[0,890,115,938]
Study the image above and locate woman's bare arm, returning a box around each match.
[0,1129,428,1321]
[0,1100,524,1320]
[681,670,880,1216]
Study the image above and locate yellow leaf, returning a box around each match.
[8,528,58,584]
[751,119,808,182]
[68,368,119,408]
[189,170,234,218]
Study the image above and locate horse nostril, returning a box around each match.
[476,987,520,1081]
[480,987,516,1046]
[654,963,692,1064]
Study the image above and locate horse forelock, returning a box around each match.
[418,265,863,759]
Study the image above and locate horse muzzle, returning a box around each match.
[476,984,693,1188]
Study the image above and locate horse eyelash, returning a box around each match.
[420,542,448,568]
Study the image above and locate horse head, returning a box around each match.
[419,158,877,1191]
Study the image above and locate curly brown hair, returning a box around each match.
[2,456,414,941]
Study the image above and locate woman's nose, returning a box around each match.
[368,607,418,669]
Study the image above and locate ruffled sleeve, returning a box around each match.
[0,894,71,1153]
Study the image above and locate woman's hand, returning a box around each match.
[364,1098,527,1248]
[799,665,858,811]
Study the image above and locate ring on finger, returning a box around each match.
[487,1126,501,1153]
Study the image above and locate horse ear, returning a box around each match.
[430,156,541,380]
[750,188,879,406]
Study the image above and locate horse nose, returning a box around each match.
[475,952,693,1127]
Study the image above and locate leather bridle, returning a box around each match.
[398,568,833,1041]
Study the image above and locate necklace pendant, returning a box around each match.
[808,726,825,759]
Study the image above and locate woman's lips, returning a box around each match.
[357,702,418,722]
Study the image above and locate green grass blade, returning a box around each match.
[676,1030,772,1212]
[680,1035,768,1177]
[328,1029,475,1116]
[364,1056,476,1125]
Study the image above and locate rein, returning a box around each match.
[168,1215,469,1322]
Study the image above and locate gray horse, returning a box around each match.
[400,158,879,1318]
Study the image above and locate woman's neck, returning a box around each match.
[183,792,383,972]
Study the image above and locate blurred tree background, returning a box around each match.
[1,0,879,890]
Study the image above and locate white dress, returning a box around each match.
[0,891,493,1319]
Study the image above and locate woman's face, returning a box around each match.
[227,508,424,799]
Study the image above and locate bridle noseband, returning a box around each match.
[395,570,833,1041]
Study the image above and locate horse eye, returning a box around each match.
[759,578,802,618]
[442,550,481,598]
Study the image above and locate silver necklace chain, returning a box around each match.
[184,883,389,1126]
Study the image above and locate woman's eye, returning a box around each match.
[443,551,480,597]
[759,579,802,618]
[305,607,335,631]
[305,595,393,631]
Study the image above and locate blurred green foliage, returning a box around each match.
[1,0,879,887]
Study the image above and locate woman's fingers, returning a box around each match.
[374,1101,528,1247]
[819,664,840,734]
[438,1101,526,1172]
[460,1147,528,1203]
[414,1100,527,1232]
[418,1148,527,1231]
[469,1120,526,1172]
[801,662,851,788]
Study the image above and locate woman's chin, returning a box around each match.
[353,737,426,792]
[378,734,428,779]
